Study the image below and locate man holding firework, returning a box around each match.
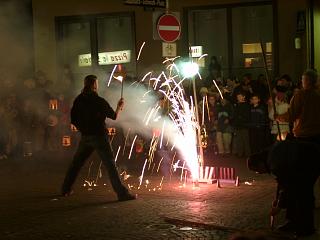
[61,74,135,201]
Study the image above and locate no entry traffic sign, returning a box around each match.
[157,14,181,43]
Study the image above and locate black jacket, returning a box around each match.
[233,102,250,129]
[71,91,116,135]
[268,140,320,182]
[249,104,269,129]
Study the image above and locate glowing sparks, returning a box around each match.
[145,107,156,126]
[138,159,148,189]
[202,96,205,126]
[162,56,180,64]
[108,65,118,87]
[157,157,164,173]
[160,120,165,149]
[137,41,146,61]
[114,146,121,162]
[165,92,200,180]
[120,171,131,181]
[213,79,224,99]
[205,95,210,121]
[141,71,152,82]
[97,54,203,188]
[199,53,208,60]
[128,135,138,159]
[160,176,164,186]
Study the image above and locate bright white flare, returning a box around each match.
[151,66,200,180]
[180,62,199,78]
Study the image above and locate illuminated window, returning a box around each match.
[188,4,273,78]
[242,42,272,54]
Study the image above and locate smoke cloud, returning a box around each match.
[103,80,173,139]
[0,0,33,82]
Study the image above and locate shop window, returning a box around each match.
[188,8,228,78]
[56,13,135,91]
[232,5,273,77]
[60,21,91,82]
[97,15,135,76]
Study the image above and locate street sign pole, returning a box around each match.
[166,0,169,14]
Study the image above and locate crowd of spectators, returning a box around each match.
[0,62,314,162]
[198,67,305,160]
[0,66,76,160]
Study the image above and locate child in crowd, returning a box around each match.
[198,90,218,156]
[232,92,251,158]
[249,94,270,154]
[268,91,290,141]
[215,97,233,157]
[206,94,218,155]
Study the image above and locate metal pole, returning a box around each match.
[121,79,124,98]
[187,42,204,173]
[166,0,169,14]
[259,41,282,141]
[192,75,204,167]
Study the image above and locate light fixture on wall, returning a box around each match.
[294,37,301,49]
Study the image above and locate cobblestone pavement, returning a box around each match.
[1,153,319,240]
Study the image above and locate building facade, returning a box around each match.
[30,0,317,88]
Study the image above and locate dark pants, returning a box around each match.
[232,128,251,157]
[283,176,317,234]
[249,127,268,154]
[291,134,320,233]
[297,134,320,146]
[61,135,128,196]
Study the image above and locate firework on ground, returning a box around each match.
[82,50,218,191]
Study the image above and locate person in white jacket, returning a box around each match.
[268,91,290,141]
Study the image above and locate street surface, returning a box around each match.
[1,151,319,240]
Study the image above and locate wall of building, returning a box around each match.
[32,0,310,83]
[277,0,309,81]
[314,0,320,72]
[0,0,33,79]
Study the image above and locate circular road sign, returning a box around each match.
[157,14,181,43]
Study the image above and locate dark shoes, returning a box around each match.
[295,228,315,237]
[61,190,74,197]
[118,192,136,202]
[277,221,296,232]
[277,221,315,237]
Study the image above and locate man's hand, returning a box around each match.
[270,199,281,216]
[117,98,124,110]
[270,206,281,216]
